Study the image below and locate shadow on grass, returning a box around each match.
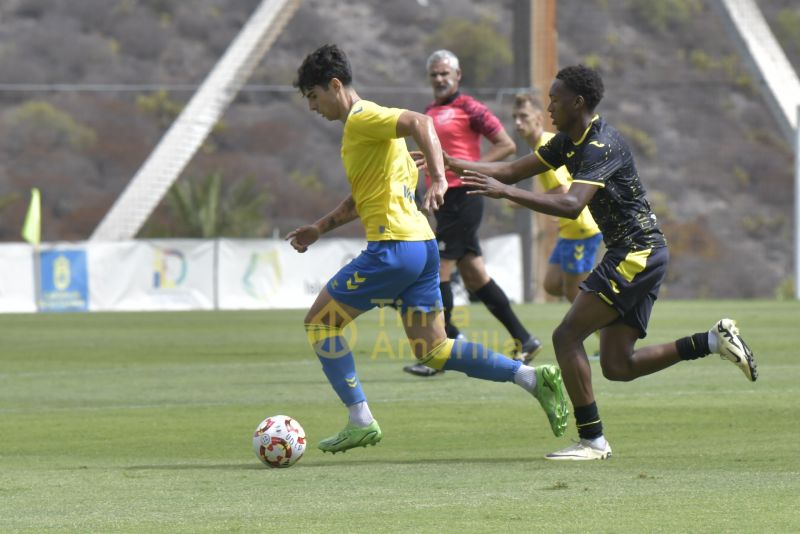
[123,463,263,471]
[122,456,543,471]
[298,457,548,468]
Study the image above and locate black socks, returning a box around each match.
[676,332,711,360]
[474,279,530,343]
[440,281,460,338]
[575,402,603,440]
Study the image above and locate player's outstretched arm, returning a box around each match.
[285,195,358,253]
[461,171,598,220]
[397,110,446,212]
[447,153,548,185]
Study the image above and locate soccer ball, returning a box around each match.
[252,415,307,468]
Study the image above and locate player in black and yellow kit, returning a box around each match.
[449,65,758,460]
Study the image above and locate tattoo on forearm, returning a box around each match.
[322,217,338,233]
[321,197,356,233]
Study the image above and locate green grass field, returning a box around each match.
[1,300,798,533]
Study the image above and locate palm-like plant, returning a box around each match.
[145,171,270,238]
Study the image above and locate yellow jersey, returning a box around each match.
[534,131,601,240]
[341,100,434,242]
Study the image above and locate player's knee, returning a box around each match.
[600,359,636,382]
[552,323,578,360]
[543,279,562,297]
[461,272,487,292]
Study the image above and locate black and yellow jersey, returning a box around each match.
[536,116,666,251]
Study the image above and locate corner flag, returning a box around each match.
[21,187,41,245]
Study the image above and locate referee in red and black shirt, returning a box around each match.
[404,49,544,377]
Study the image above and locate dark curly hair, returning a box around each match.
[294,44,353,95]
[555,65,604,111]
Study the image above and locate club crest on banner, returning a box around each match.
[39,250,89,312]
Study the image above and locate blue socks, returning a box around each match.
[441,339,521,382]
[308,324,522,407]
[305,324,365,406]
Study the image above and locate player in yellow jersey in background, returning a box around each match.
[512,93,602,303]
[286,44,568,454]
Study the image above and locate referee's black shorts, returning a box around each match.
[580,245,669,338]
[434,187,483,261]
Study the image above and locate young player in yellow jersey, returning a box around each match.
[286,44,568,454]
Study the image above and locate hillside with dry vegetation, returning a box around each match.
[0,0,798,298]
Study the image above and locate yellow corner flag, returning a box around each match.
[21,187,41,245]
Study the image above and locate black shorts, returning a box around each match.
[434,187,483,260]
[580,246,669,338]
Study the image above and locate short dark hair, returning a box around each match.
[294,44,353,95]
[555,65,604,111]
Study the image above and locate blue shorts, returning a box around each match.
[327,239,442,313]
[548,233,603,274]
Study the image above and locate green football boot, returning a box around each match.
[533,364,569,437]
[318,420,382,454]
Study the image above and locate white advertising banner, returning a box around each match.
[481,233,522,303]
[0,235,521,312]
[217,235,521,310]
[0,244,36,313]
[89,240,215,311]
[217,238,365,310]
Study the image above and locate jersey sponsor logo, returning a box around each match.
[347,271,367,290]
[435,108,455,125]
[589,141,606,148]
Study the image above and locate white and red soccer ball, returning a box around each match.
[252,415,306,468]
